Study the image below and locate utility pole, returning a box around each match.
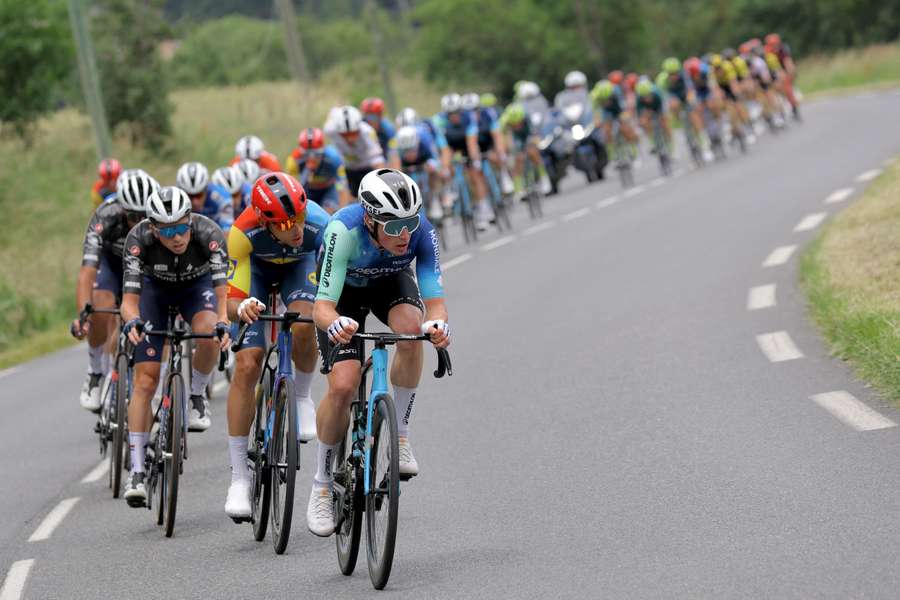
[365,0,397,116]
[67,0,112,160]
[275,0,309,83]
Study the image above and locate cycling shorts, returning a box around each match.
[721,84,737,103]
[94,252,123,299]
[306,186,339,212]
[695,86,712,102]
[134,275,217,363]
[477,132,495,154]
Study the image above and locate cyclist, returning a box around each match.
[73,170,158,411]
[499,103,552,196]
[305,169,450,537]
[231,135,282,173]
[745,42,782,127]
[465,92,512,196]
[212,165,250,216]
[286,127,350,214]
[516,81,551,130]
[660,57,713,162]
[765,33,800,120]
[324,105,387,199]
[176,161,234,231]
[120,187,230,506]
[223,172,330,518]
[434,93,493,231]
[709,54,753,144]
[360,97,400,168]
[91,158,122,207]
[684,56,723,145]
[635,77,672,150]
[396,125,445,220]
[591,80,639,162]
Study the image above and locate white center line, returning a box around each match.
[756,331,804,362]
[810,391,898,431]
[623,185,646,198]
[442,253,473,271]
[825,187,854,204]
[522,221,556,236]
[28,497,80,542]
[793,212,828,232]
[747,284,776,310]
[762,245,797,267]
[648,178,664,188]
[855,168,882,183]
[80,459,109,484]
[480,235,516,252]
[561,207,591,222]
[596,195,620,208]
[0,366,22,380]
[0,559,35,600]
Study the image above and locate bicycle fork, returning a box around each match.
[363,346,389,494]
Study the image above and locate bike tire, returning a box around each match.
[110,353,128,498]
[270,377,297,554]
[365,394,400,590]
[163,372,184,538]
[250,381,271,542]
[335,405,364,576]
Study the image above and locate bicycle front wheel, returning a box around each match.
[163,372,185,538]
[250,381,271,541]
[270,377,298,554]
[366,394,400,590]
[110,353,129,498]
[335,406,364,575]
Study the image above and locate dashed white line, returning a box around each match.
[825,187,854,204]
[648,178,664,188]
[793,212,828,232]
[522,221,556,236]
[762,245,797,267]
[0,366,22,380]
[855,168,882,183]
[561,207,591,222]
[28,497,80,542]
[756,331,804,362]
[623,185,646,198]
[80,459,109,484]
[441,253,473,271]
[810,391,898,431]
[596,195,620,208]
[0,559,35,600]
[747,284,776,310]
[480,235,516,252]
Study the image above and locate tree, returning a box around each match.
[0,0,73,143]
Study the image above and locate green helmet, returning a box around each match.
[591,80,614,102]
[480,92,497,108]
[662,57,681,74]
[504,103,526,125]
[635,77,653,97]
[655,71,669,89]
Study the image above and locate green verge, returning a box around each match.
[798,41,900,98]
[800,160,900,403]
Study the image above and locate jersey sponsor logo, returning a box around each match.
[94,223,104,233]
[153,264,168,271]
[209,240,219,251]
[307,270,317,286]
[146,347,156,358]
[129,245,141,256]
[202,289,215,302]
[227,258,237,280]
[321,231,337,287]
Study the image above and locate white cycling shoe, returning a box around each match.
[225,479,252,520]
[398,437,419,477]
[79,372,103,413]
[307,484,335,537]
[297,397,317,443]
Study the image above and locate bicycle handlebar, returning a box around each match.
[71,303,121,337]
[230,312,314,353]
[139,324,227,372]
[320,332,452,378]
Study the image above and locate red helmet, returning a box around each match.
[739,42,752,55]
[608,70,624,85]
[765,33,781,47]
[360,97,385,116]
[251,172,307,227]
[749,37,762,48]
[98,158,122,183]
[624,72,639,91]
[297,127,325,151]
[685,57,702,77]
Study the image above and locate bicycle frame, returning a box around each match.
[362,344,390,494]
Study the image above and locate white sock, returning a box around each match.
[191,367,212,397]
[100,351,113,375]
[294,368,314,400]
[314,441,337,486]
[88,344,104,374]
[228,436,249,483]
[129,432,149,474]
[393,386,416,438]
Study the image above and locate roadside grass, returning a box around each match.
[800,161,900,403]
[0,74,442,365]
[798,42,900,97]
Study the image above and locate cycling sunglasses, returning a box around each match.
[374,214,419,236]
[155,222,191,238]
[271,215,304,232]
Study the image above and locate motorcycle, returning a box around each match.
[537,102,607,195]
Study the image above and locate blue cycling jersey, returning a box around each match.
[477,107,501,135]
[421,119,448,150]
[236,182,252,213]
[400,139,438,168]
[433,111,479,145]
[370,117,397,158]
[196,183,234,230]
[299,146,347,191]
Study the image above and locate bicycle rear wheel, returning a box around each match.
[250,380,271,540]
[109,353,128,497]
[270,377,298,554]
[162,372,185,538]
[366,394,400,590]
[335,405,364,575]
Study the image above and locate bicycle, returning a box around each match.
[521,156,544,219]
[678,105,705,168]
[231,308,314,554]
[322,332,452,590]
[451,154,478,244]
[608,120,635,189]
[138,307,226,538]
[482,159,513,231]
[407,165,448,251]
[649,113,674,177]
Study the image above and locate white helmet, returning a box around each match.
[395,126,419,152]
[211,165,242,194]
[176,162,209,195]
[565,70,588,88]
[517,81,540,100]
[358,168,422,219]
[235,158,260,184]
[441,93,463,113]
[117,170,159,213]
[395,107,419,127]
[461,92,480,111]
[235,135,264,160]
[146,186,192,224]
[330,105,362,134]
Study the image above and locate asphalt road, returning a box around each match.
[3,90,900,599]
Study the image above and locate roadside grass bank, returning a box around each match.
[800,160,900,403]
[798,42,900,97]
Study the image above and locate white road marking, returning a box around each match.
[855,168,882,183]
[756,331,804,362]
[480,235,516,252]
[793,212,828,232]
[596,195,620,208]
[649,178,664,188]
[80,459,109,484]
[762,245,797,267]
[825,187,853,204]
[810,390,898,431]
[441,253,473,271]
[28,497,80,542]
[0,559,35,600]
[0,366,22,380]
[561,207,591,222]
[623,185,646,198]
[211,379,228,396]
[747,284,776,310]
[522,221,556,236]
